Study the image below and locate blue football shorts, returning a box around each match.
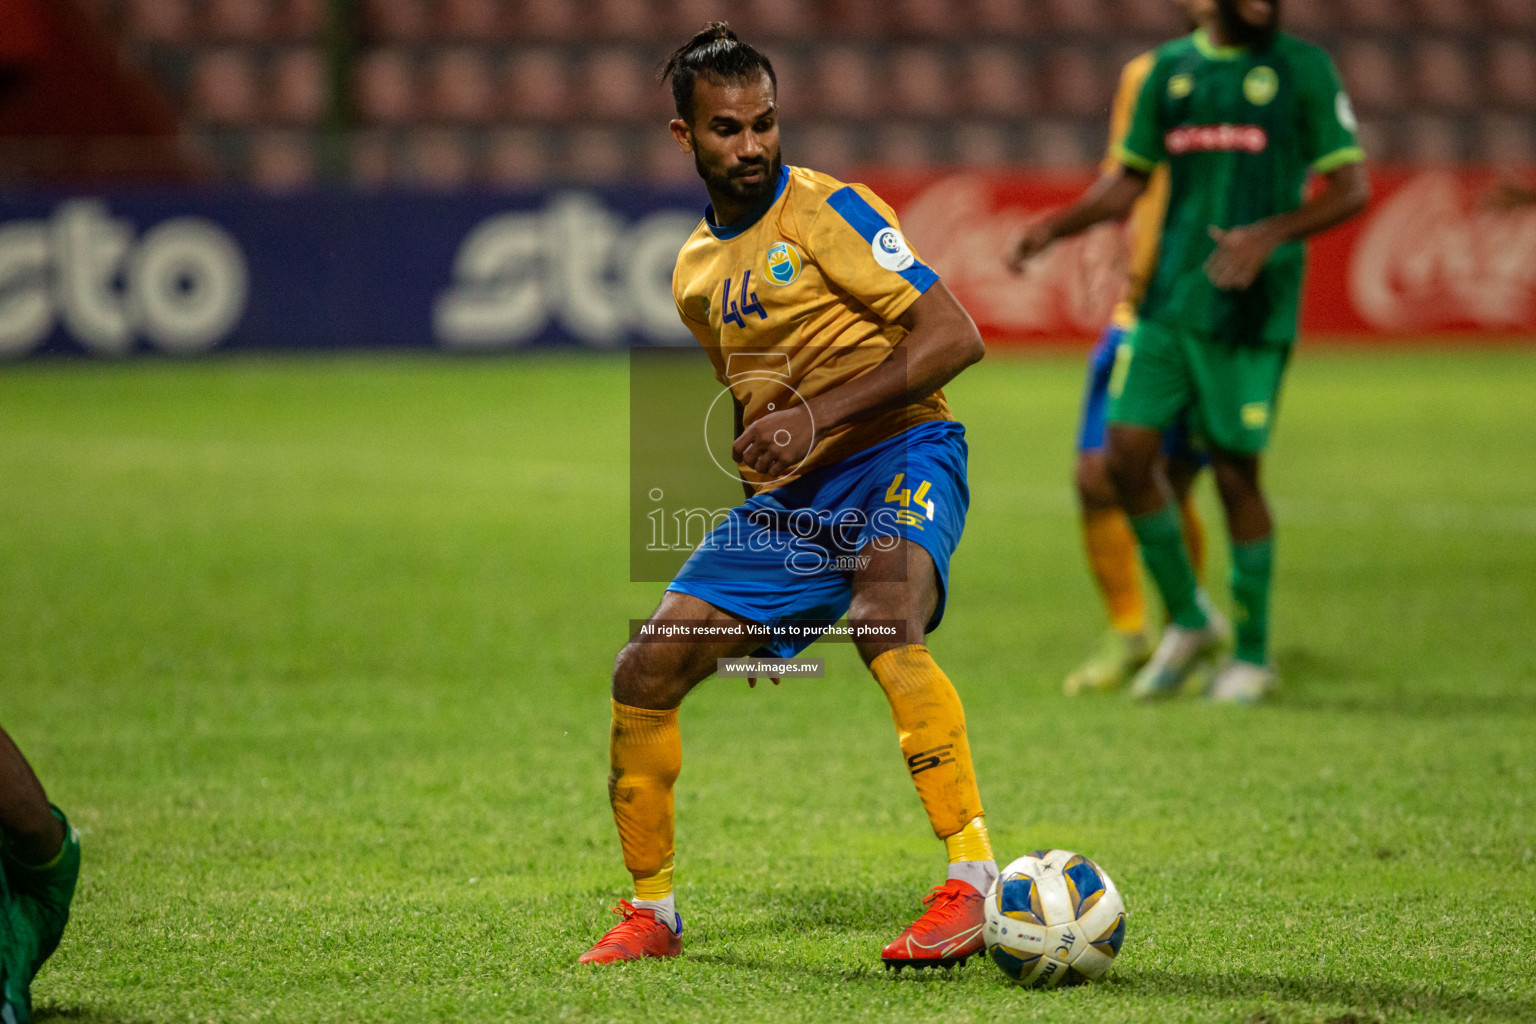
[1078,323,1207,466]
[667,420,969,659]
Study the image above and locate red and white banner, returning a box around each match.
[861,168,1536,344]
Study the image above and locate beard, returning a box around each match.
[1217,0,1279,49]
[696,149,783,211]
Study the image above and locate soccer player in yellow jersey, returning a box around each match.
[1011,0,1217,698]
[580,23,999,968]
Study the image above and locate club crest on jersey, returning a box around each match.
[764,241,803,285]
[871,227,915,272]
[1244,66,1279,106]
[1168,73,1194,99]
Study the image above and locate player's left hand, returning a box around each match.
[1204,223,1284,291]
[732,403,816,480]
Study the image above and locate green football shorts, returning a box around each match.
[1107,319,1292,455]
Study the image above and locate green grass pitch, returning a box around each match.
[1,348,1533,1023]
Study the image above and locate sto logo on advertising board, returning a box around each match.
[434,194,696,349]
[0,199,248,356]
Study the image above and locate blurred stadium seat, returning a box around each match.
[271,0,323,39]
[487,126,554,185]
[437,0,503,38]
[74,0,1536,185]
[958,45,1035,118]
[426,47,496,123]
[872,123,935,168]
[204,0,272,42]
[968,0,1038,36]
[1486,0,1536,30]
[514,0,583,41]
[502,48,570,121]
[1282,0,1332,35]
[188,49,261,125]
[1475,114,1536,163]
[1048,0,1112,35]
[1402,113,1465,164]
[889,47,954,119]
[124,0,194,44]
[1411,0,1480,32]
[407,126,476,187]
[1410,40,1478,111]
[1338,0,1396,31]
[1032,119,1094,167]
[354,48,418,123]
[745,0,823,38]
[794,122,859,177]
[1338,40,1403,115]
[1046,47,1112,118]
[1488,40,1536,110]
[953,122,1011,168]
[889,0,960,41]
[810,45,881,119]
[249,130,315,189]
[269,48,326,124]
[564,125,631,182]
[577,49,654,120]
[363,0,430,42]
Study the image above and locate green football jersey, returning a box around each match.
[1116,29,1364,346]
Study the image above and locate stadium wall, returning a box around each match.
[0,168,1531,358]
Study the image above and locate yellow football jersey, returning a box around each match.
[672,165,951,493]
[1103,51,1173,328]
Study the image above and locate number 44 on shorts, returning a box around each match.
[885,473,935,528]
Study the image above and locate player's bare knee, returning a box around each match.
[1075,453,1118,510]
[1211,454,1263,506]
[612,641,674,708]
[1106,448,1151,504]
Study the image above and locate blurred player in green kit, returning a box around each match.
[1010,0,1370,702]
[1,726,80,1024]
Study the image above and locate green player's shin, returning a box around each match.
[2,805,82,1024]
[1231,536,1275,666]
[1130,504,1208,630]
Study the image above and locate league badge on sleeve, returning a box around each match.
[871,227,916,273]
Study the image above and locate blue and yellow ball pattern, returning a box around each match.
[983,849,1127,988]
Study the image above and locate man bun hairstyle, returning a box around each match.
[660,22,777,123]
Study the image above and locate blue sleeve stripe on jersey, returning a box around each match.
[826,186,938,293]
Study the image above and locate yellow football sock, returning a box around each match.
[1179,494,1207,582]
[1083,507,1146,635]
[870,645,985,841]
[944,814,994,863]
[608,700,680,901]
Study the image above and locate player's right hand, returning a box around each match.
[1006,220,1057,274]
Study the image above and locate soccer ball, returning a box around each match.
[983,849,1127,987]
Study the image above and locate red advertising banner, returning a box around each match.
[860,167,1536,344]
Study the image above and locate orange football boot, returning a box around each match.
[578,900,682,964]
[880,879,986,970]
